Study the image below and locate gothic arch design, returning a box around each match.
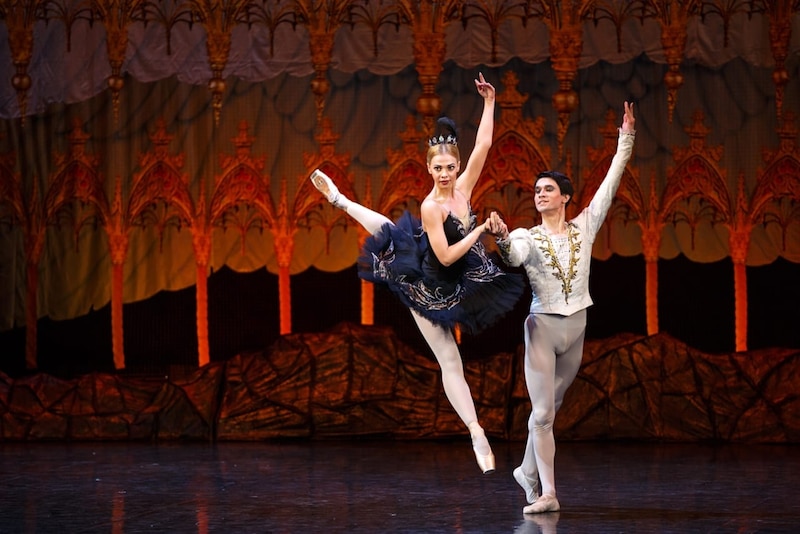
[661,153,731,255]
[379,115,429,219]
[661,111,730,231]
[210,121,277,253]
[296,120,355,238]
[127,162,194,244]
[45,161,109,238]
[379,159,428,219]
[751,154,800,251]
[477,130,549,230]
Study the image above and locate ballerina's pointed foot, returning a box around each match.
[310,169,343,207]
[474,448,496,474]
[468,422,496,474]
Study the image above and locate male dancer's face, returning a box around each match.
[534,177,570,214]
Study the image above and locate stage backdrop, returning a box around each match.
[0,1,799,374]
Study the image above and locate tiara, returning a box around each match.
[428,134,457,147]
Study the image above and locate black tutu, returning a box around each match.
[357,211,525,334]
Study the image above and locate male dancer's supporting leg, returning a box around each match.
[518,311,585,513]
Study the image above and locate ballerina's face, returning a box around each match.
[428,153,460,190]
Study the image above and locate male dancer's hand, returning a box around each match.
[486,211,509,239]
[621,101,635,133]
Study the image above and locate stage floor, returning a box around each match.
[1,439,797,533]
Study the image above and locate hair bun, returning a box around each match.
[428,116,458,147]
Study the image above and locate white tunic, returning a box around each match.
[497,130,635,316]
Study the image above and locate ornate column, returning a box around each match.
[645,0,697,123]
[92,0,143,123]
[729,176,751,352]
[275,181,295,335]
[360,177,374,325]
[108,178,129,369]
[411,7,444,131]
[660,17,688,123]
[765,0,795,121]
[192,195,212,368]
[297,0,350,126]
[547,20,581,155]
[190,0,249,126]
[409,0,462,132]
[641,179,664,337]
[307,23,335,127]
[2,0,39,122]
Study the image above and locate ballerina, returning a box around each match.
[310,73,524,474]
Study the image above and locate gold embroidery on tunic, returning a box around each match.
[532,223,581,304]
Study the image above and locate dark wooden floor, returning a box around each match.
[1,439,797,533]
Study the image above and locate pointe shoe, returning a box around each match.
[474,449,496,474]
[513,467,540,504]
[468,422,496,474]
[522,493,560,514]
[310,169,344,207]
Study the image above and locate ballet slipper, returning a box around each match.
[513,466,540,504]
[522,493,560,514]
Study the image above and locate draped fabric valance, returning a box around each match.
[1,3,799,119]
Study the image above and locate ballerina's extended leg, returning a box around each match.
[310,169,391,234]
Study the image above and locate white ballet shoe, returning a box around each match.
[522,493,560,514]
[468,422,496,474]
[310,169,345,208]
[513,467,540,504]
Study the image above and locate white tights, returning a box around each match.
[338,197,489,455]
[340,200,391,235]
[520,310,586,497]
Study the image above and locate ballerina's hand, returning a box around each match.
[474,72,495,100]
[621,101,635,133]
[486,211,508,238]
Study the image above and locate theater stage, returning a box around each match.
[1,438,797,533]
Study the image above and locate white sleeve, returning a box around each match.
[586,130,635,236]
[496,227,532,267]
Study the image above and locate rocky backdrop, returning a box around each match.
[1,323,797,443]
